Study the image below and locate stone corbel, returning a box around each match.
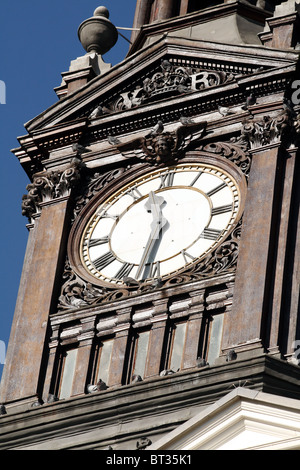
[21,157,83,225]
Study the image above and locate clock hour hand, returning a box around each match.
[136,192,167,280]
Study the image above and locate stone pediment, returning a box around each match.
[148,387,300,450]
[25,35,298,134]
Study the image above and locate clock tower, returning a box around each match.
[1,1,300,450]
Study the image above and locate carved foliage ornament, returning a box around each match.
[240,105,300,150]
[22,158,82,223]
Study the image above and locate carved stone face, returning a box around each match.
[153,134,174,158]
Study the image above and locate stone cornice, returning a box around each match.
[0,355,299,449]
[12,62,296,178]
[128,1,272,55]
[23,35,298,134]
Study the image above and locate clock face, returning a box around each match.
[80,163,241,286]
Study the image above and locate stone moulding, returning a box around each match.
[12,42,298,180]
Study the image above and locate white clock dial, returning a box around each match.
[80,163,241,285]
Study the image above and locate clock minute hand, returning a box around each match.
[136,192,167,280]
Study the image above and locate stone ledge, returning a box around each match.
[1,354,299,450]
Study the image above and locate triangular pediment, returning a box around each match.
[25,35,298,134]
[147,387,300,450]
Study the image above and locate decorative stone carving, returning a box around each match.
[199,140,251,176]
[136,437,152,450]
[115,120,207,165]
[57,219,242,311]
[88,59,233,116]
[22,158,82,223]
[73,165,135,220]
[294,111,300,140]
[164,220,241,288]
[58,260,106,310]
[240,107,295,150]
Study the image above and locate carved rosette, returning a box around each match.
[22,158,82,224]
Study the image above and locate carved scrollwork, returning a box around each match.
[58,259,135,310]
[73,165,136,219]
[57,260,107,309]
[22,158,82,223]
[57,220,242,312]
[199,140,251,176]
[164,221,241,287]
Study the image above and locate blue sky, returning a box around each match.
[0,0,137,380]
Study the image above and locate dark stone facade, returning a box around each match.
[0,0,299,449]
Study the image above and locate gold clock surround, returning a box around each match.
[68,154,247,289]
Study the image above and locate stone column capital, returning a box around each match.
[21,158,82,224]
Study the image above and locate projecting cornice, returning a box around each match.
[128,0,273,54]
[11,35,299,178]
[24,35,298,133]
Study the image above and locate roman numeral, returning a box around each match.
[201,228,222,241]
[92,251,116,270]
[127,186,143,201]
[206,182,227,197]
[147,261,160,278]
[189,171,203,187]
[211,204,233,216]
[115,263,134,280]
[158,172,174,189]
[102,212,119,220]
[88,236,110,248]
[181,250,196,263]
